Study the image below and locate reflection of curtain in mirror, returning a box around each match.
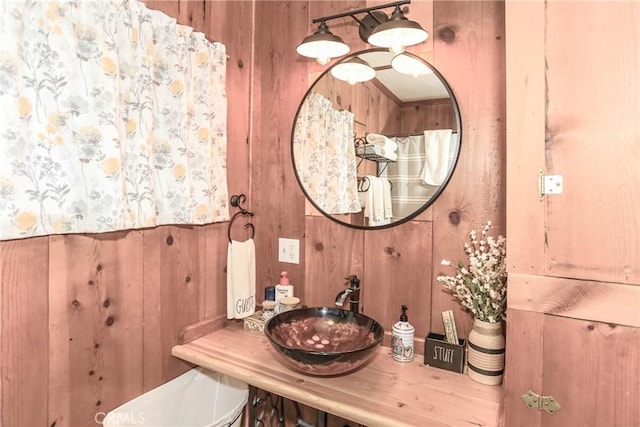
[0,0,228,241]
[382,132,456,219]
[382,135,435,219]
[293,92,361,214]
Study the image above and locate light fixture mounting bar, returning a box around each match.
[310,0,411,24]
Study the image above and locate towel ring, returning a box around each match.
[228,211,255,243]
[228,194,255,243]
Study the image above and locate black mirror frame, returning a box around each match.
[291,48,462,230]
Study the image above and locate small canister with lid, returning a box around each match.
[261,300,276,321]
[278,296,300,313]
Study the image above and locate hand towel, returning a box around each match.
[382,178,393,220]
[365,133,398,161]
[226,238,256,319]
[369,176,391,226]
[420,129,453,186]
[366,133,398,151]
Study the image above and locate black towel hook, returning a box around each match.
[228,194,255,242]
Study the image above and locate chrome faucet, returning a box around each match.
[335,275,360,313]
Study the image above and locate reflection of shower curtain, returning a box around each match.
[382,132,456,219]
[293,92,361,214]
[382,135,434,219]
[0,0,228,240]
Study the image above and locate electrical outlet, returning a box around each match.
[278,238,300,264]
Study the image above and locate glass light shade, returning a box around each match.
[367,7,428,55]
[296,22,350,65]
[391,53,433,77]
[330,58,376,85]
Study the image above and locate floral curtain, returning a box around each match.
[293,92,360,215]
[0,0,228,241]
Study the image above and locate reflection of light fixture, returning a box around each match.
[391,52,433,77]
[297,0,428,65]
[296,21,350,65]
[331,57,376,85]
[368,5,428,55]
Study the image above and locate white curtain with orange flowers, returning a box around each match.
[0,0,228,240]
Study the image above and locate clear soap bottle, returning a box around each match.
[391,305,415,362]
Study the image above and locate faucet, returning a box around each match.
[335,275,360,313]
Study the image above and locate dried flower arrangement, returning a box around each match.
[437,221,507,323]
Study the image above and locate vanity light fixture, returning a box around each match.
[330,57,376,85]
[296,21,350,65]
[297,0,428,65]
[367,5,428,55]
[391,52,433,77]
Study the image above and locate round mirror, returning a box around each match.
[292,49,461,229]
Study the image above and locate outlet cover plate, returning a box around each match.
[278,238,300,264]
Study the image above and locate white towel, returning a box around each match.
[420,129,453,186]
[382,178,393,220]
[371,176,384,222]
[366,133,398,161]
[362,176,390,226]
[226,239,256,319]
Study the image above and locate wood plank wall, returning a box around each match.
[0,2,252,426]
[0,1,505,426]
[250,0,505,354]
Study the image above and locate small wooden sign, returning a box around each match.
[424,333,466,374]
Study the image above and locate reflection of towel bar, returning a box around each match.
[358,176,392,192]
[354,138,396,163]
[387,130,458,139]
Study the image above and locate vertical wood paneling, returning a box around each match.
[208,1,253,200]
[542,316,640,426]
[48,233,144,426]
[505,2,639,426]
[400,101,456,134]
[286,0,507,345]
[504,0,546,277]
[0,237,49,427]
[544,2,640,284]
[429,1,506,339]
[304,217,364,308]
[142,0,208,34]
[503,309,544,427]
[202,222,229,320]
[0,1,251,425]
[142,226,203,391]
[364,221,433,348]
[0,2,509,426]
[251,1,309,296]
[284,0,505,348]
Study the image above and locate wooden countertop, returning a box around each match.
[171,322,502,427]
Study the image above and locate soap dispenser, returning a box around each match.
[274,271,294,313]
[391,305,415,362]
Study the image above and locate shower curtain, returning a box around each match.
[0,0,228,240]
[382,131,456,219]
[293,92,361,215]
[383,135,434,219]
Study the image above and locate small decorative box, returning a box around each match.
[243,311,266,334]
[424,332,466,374]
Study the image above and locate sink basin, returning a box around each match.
[264,307,384,376]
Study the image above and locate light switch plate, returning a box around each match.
[278,238,300,264]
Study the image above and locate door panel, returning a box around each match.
[542,316,640,427]
[544,1,640,284]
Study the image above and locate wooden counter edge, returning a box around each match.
[171,325,503,427]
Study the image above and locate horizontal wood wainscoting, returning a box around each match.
[172,322,503,427]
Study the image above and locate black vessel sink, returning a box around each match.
[264,307,384,376]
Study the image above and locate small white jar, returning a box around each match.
[261,300,276,321]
